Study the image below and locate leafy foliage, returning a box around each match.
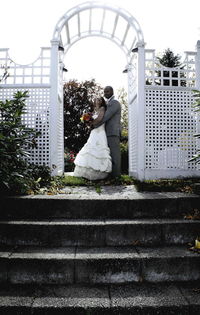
[0,91,51,195]
[63,79,103,153]
[117,87,128,131]
[0,63,10,83]
[157,48,183,68]
[135,178,200,194]
[120,139,128,174]
[117,87,128,174]
[191,89,200,113]
[188,89,200,163]
[64,149,76,172]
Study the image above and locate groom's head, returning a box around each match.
[104,86,113,99]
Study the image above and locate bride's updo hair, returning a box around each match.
[93,96,107,111]
[99,97,107,109]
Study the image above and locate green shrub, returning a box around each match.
[0,91,51,195]
[189,89,200,164]
[64,148,76,172]
[120,140,128,174]
[28,163,52,187]
[63,79,103,153]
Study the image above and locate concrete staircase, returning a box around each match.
[0,186,200,314]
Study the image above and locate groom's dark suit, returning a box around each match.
[95,95,121,177]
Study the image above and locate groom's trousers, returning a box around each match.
[107,136,121,177]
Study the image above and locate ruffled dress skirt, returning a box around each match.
[73,124,112,180]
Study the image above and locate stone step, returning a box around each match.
[0,282,199,314]
[0,219,199,247]
[0,246,199,284]
[1,191,200,220]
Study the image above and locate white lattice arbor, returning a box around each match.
[0,1,200,180]
[51,1,145,176]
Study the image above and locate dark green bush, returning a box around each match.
[64,148,76,172]
[0,91,51,195]
[189,89,200,164]
[120,142,128,175]
[120,128,128,175]
[28,163,52,187]
[63,79,103,153]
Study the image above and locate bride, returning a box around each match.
[73,97,112,180]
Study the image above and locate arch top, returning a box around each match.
[52,1,144,57]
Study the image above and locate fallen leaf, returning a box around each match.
[131,240,140,246]
[193,288,200,293]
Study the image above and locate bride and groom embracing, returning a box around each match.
[73,86,121,180]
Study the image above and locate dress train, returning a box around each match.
[73,124,112,180]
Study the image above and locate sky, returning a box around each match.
[1,0,200,91]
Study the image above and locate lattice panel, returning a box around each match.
[0,48,51,85]
[145,87,198,170]
[0,87,50,166]
[52,53,65,174]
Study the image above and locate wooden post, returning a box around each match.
[50,39,60,175]
[137,43,145,180]
[196,40,200,90]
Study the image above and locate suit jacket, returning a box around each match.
[95,96,121,137]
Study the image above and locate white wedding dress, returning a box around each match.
[73,123,112,180]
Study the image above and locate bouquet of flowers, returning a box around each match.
[80,112,93,123]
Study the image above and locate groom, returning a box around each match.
[94,86,121,178]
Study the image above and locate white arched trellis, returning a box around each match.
[0,2,200,180]
[52,1,144,58]
[50,1,145,177]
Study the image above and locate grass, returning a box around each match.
[41,174,200,195]
[95,185,102,194]
[59,175,88,186]
[57,174,137,187]
[136,178,200,194]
